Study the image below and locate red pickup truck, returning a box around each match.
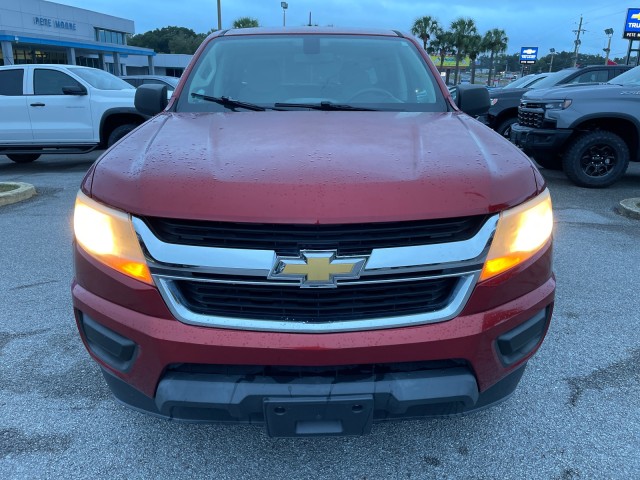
[72,28,554,437]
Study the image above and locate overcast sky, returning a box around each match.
[58,0,635,59]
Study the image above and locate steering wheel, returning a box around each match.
[346,88,402,103]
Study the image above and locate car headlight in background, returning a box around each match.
[73,191,153,285]
[480,189,553,281]
[544,99,572,110]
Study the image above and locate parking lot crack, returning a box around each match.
[565,348,640,407]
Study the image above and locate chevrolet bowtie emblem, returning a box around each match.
[269,250,368,288]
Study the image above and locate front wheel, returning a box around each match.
[107,124,138,147]
[496,117,517,139]
[6,154,41,163]
[562,131,629,188]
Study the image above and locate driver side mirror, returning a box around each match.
[135,84,168,116]
[62,85,87,95]
[455,84,490,117]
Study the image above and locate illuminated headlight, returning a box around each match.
[73,191,153,285]
[480,189,553,281]
[544,99,572,110]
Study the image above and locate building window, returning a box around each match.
[165,68,184,77]
[12,48,67,65]
[95,28,126,45]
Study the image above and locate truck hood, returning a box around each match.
[89,111,540,223]
[523,83,635,101]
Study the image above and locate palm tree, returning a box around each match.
[483,28,508,86]
[232,17,259,29]
[429,29,454,83]
[410,16,440,50]
[449,17,478,85]
[466,34,483,84]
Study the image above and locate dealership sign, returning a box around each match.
[520,47,538,64]
[33,16,77,31]
[624,8,640,39]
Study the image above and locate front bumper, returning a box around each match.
[72,245,554,436]
[100,360,528,436]
[510,123,573,155]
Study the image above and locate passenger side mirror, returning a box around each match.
[455,84,490,117]
[62,85,87,95]
[135,84,168,116]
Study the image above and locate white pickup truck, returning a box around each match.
[0,64,148,163]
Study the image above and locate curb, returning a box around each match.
[0,182,37,207]
[616,198,640,220]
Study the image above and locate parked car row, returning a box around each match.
[511,65,640,188]
[479,65,632,138]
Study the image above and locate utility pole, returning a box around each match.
[572,15,586,67]
[604,28,614,64]
[217,0,221,30]
[549,48,556,72]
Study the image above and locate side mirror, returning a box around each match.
[62,85,87,95]
[135,84,168,116]
[455,84,490,117]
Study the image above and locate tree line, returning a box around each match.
[127,18,259,54]
[410,16,507,86]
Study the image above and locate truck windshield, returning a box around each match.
[69,67,134,90]
[607,65,640,86]
[177,34,446,112]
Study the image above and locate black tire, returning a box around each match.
[6,154,41,163]
[533,155,563,171]
[107,124,137,147]
[562,131,629,188]
[496,117,517,139]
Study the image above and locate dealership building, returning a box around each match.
[0,0,191,76]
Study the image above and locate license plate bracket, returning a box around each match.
[263,395,374,437]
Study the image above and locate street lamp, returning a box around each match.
[604,28,614,65]
[549,48,556,72]
[281,2,288,27]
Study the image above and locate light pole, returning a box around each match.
[549,48,555,72]
[604,28,614,65]
[281,2,288,27]
[216,0,221,30]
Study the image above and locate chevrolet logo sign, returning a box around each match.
[269,250,368,288]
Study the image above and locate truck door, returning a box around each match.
[28,68,94,143]
[0,68,33,143]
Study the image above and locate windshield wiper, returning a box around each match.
[190,93,281,111]
[274,101,379,111]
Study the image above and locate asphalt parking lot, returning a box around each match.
[1,153,639,479]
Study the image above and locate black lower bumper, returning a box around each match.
[511,124,573,155]
[103,363,526,437]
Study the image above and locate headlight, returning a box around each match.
[544,99,572,110]
[480,189,553,281]
[490,98,498,106]
[73,191,153,285]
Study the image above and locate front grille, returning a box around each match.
[518,102,545,128]
[142,216,488,255]
[174,277,458,322]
